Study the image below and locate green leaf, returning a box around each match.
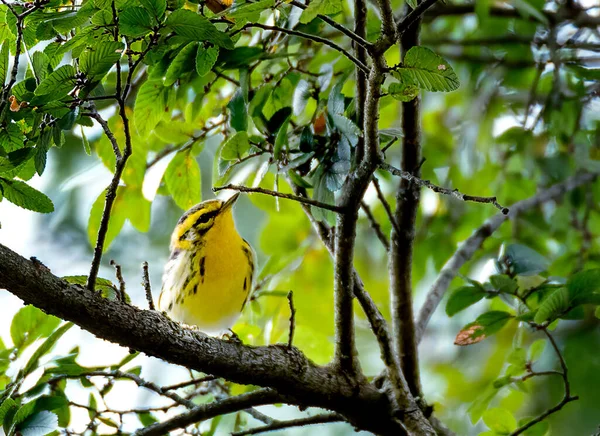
[24,323,73,376]
[519,418,549,436]
[10,306,61,350]
[0,179,54,213]
[0,399,19,427]
[483,408,518,433]
[566,268,600,298]
[454,311,513,346]
[566,64,600,81]
[120,7,153,37]
[140,0,166,19]
[87,188,128,251]
[17,411,58,436]
[511,0,549,25]
[0,148,35,177]
[164,151,201,210]
[394,47,460,92]
[137,412,158,426]
[445,286,486,317]
[220,131,249,160]
[227,89,248,132]
[0,123,25,152]
[300,0,342,24]
[0,43,8,85]
[35,130,51,176]
[134,79,170,137]
[292,79,311,116]
[389,82,419,102]
[166,9,234,49]
[273,116,290,160]
[164,42,198,86]
[34,64,76,96]
[489,274,518,294]
[528,339,546,362]
[62,275,117,296]
[534,287,569,324]
[196,45,219,77]
[81,126,91,155]
[122,187,151,232]
[79,41,124,80]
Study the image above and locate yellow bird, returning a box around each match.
[205,0,234,13]
[158,194,255,334]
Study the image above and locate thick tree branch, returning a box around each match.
[0,243,408,435]
[416,172,599,342]
[135,390,281,436]
[389,10,423,400]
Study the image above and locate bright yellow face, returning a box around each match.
[170,194,239,251]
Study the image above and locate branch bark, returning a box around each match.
[0,243,409,435]
[389,6,423,400]
[416,172,599,342]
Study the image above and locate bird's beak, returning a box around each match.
[222,193,240,211]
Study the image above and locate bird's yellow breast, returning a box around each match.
[158,207,254,334]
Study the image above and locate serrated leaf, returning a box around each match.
[0,43,8,85]
[389,81,419,102]
[134,79,170,137]
[166,9,234,49]
[454,311,513,346]
[34,64,76,96]
[164,151,201,210]
[0,179,54,213]
[31,51,50,82]
[18,411,58,436]
[490,274,518,294]
[394,47,459,92]
[483,408,517,433]
[300,0,342,24]
[446,286,486,316]
[0,123,25,152]
[220,131,249,160]
[140,0,166,19]
[79,41,124,80]
[120,7,153,37]
[196,45,219,77]
[164,42,197,86]
[0,148,35,177]
[567,269,600,298]
[227,89,248,132]
[534,287,569,324]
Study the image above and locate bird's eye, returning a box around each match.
[197,214,211,224]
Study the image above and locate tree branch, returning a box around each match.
[353,0,368,163]
[380,162,509,214]
[389,9,423,399]
[416,171,599,343]
[0,243,408,435]
[232,413,343,436]
[213,184,344,213]
[135,390,281,436]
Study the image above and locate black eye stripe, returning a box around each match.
[195,210,218,225]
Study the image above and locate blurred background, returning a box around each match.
[2,0,600,434]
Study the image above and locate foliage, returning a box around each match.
[1,0,599,434]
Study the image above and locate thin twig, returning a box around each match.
[287,290,296,349]
[48,370,196,409]
[288,0,371,49]
[353,0,368,163]
[232,413,343,436]
[213,184,344,213]
[381,161,509,214]
[360,201,389,250]
[396,0,441,38]
[242,23,369,74]
[371,176,401,235]
[416,171,599,342]
[142,261,154,311]
[134,389,283,436]
[110,260,126,303]
[162,375,217,392]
